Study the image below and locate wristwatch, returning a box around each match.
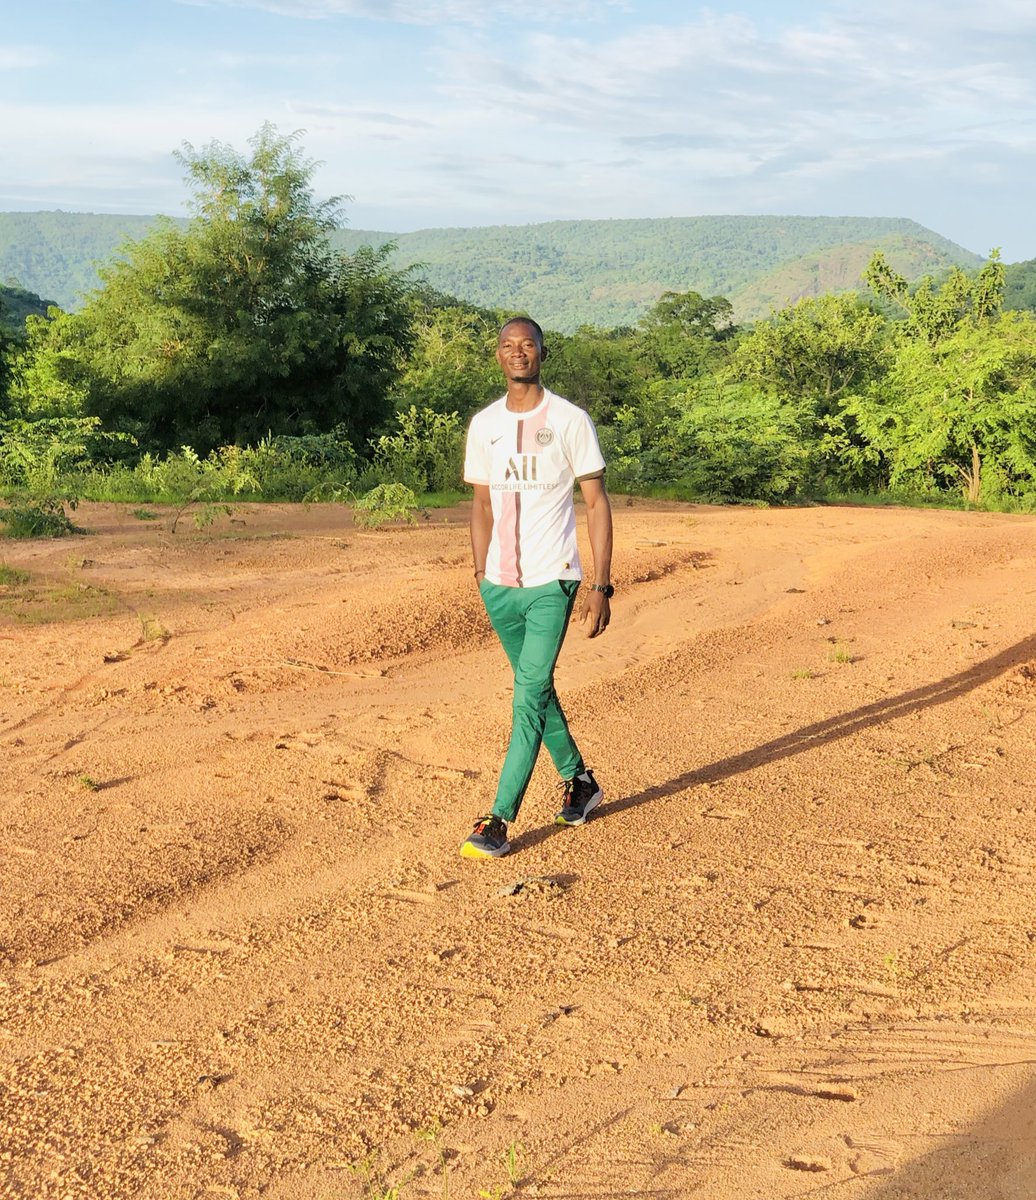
[589,583,615,598]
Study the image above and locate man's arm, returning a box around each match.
[578,473,613,638]
[470,482,494,581]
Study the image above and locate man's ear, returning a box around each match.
[541,344,549,362]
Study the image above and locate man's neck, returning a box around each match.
[505,381,544,412]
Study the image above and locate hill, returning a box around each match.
[0,211,176,312]
[0,210,983,329]
[0,282,53,333]
[1004,257,1036,313]
[330,215,983,328]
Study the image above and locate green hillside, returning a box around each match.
[0,282,53,333]
[330,216,983,328]
[0,211,179,311]
[0,210,984,329]
[1004,258,1036,312]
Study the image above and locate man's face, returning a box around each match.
[496,321,544,384]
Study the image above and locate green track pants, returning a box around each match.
[480,578,584,824]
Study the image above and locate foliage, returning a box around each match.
[865,249,1005,343]
[368,405,464,494]
[542,324,640,425]
[390,294,501,420]
[1004,258,1036,314]
[0,415,110,538]
[0,283,53,334]
[598,379,809,503]
[635,290,736,380]
[12,126,414,456]
[847,311,1036,503]
[352,482,419,528]
[0,496,80,539]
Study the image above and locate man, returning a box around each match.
[460,316,614,859]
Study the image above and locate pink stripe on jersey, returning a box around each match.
[498,490,520,585]
[515,401,549,586]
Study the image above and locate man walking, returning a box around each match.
[460,317,614,859]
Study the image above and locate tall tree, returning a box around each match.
[636,290,735,380]
[13,125,413,453]
[850,253,1036,503]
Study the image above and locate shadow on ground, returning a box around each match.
[860,1072,1036,1200]
[514,633,1036,854]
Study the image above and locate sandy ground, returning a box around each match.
[2,497,1036,1200]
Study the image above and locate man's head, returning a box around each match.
[496,317,547,384]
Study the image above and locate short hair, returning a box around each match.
[498,316,544,347]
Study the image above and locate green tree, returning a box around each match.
[725,293,888,489]
[865,249,1005,344]
[635,290,735,380]
[848,311,1036,503]
[390,295,501,420]
[1004,258,1036,314]
[13,125,414,454]
[543,325,639,424]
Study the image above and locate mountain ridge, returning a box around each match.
[0,210,985,330]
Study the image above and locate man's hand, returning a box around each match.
[580,588,611,638]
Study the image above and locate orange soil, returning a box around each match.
[1,499,1036,1199]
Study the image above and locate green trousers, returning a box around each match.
[480,578,584,823]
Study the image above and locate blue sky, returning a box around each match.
[2,0,1034,260]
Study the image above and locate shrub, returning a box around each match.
[353,482,419,528]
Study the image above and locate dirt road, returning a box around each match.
[2,499,1036,1199]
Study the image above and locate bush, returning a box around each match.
[368,406,463,494]
[352,482,419,528]
[0,497,81,538]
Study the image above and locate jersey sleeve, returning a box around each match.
[463,413,490,485]
[565,408,607,479]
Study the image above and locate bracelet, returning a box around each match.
[474,568,485,579]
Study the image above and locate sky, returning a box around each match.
[1,0,1034,260]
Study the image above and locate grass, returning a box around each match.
[139,615,170,643]
[790,667,816,680]
[79,774,101,792]
[502,1140,527,1187]
[828,642,855,664]
[0,562,29,587]
[132,508,158,520]
[0,575,120,625]
[415,1122,450,1200]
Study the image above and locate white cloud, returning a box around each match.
[180,0,623,25]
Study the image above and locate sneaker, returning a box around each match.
[554,770,603,826]
[460,814,511,859]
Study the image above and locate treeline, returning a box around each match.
[1,125,1035,538]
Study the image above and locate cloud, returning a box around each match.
[435,4,1036,186]
[285,101,432,128]
[180,0,623,25]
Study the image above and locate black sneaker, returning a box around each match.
[460,814,511,859]
[554,770,603,826]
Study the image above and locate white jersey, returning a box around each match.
[464,388,606,588]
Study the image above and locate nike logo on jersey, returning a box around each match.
[490,435,503,445]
